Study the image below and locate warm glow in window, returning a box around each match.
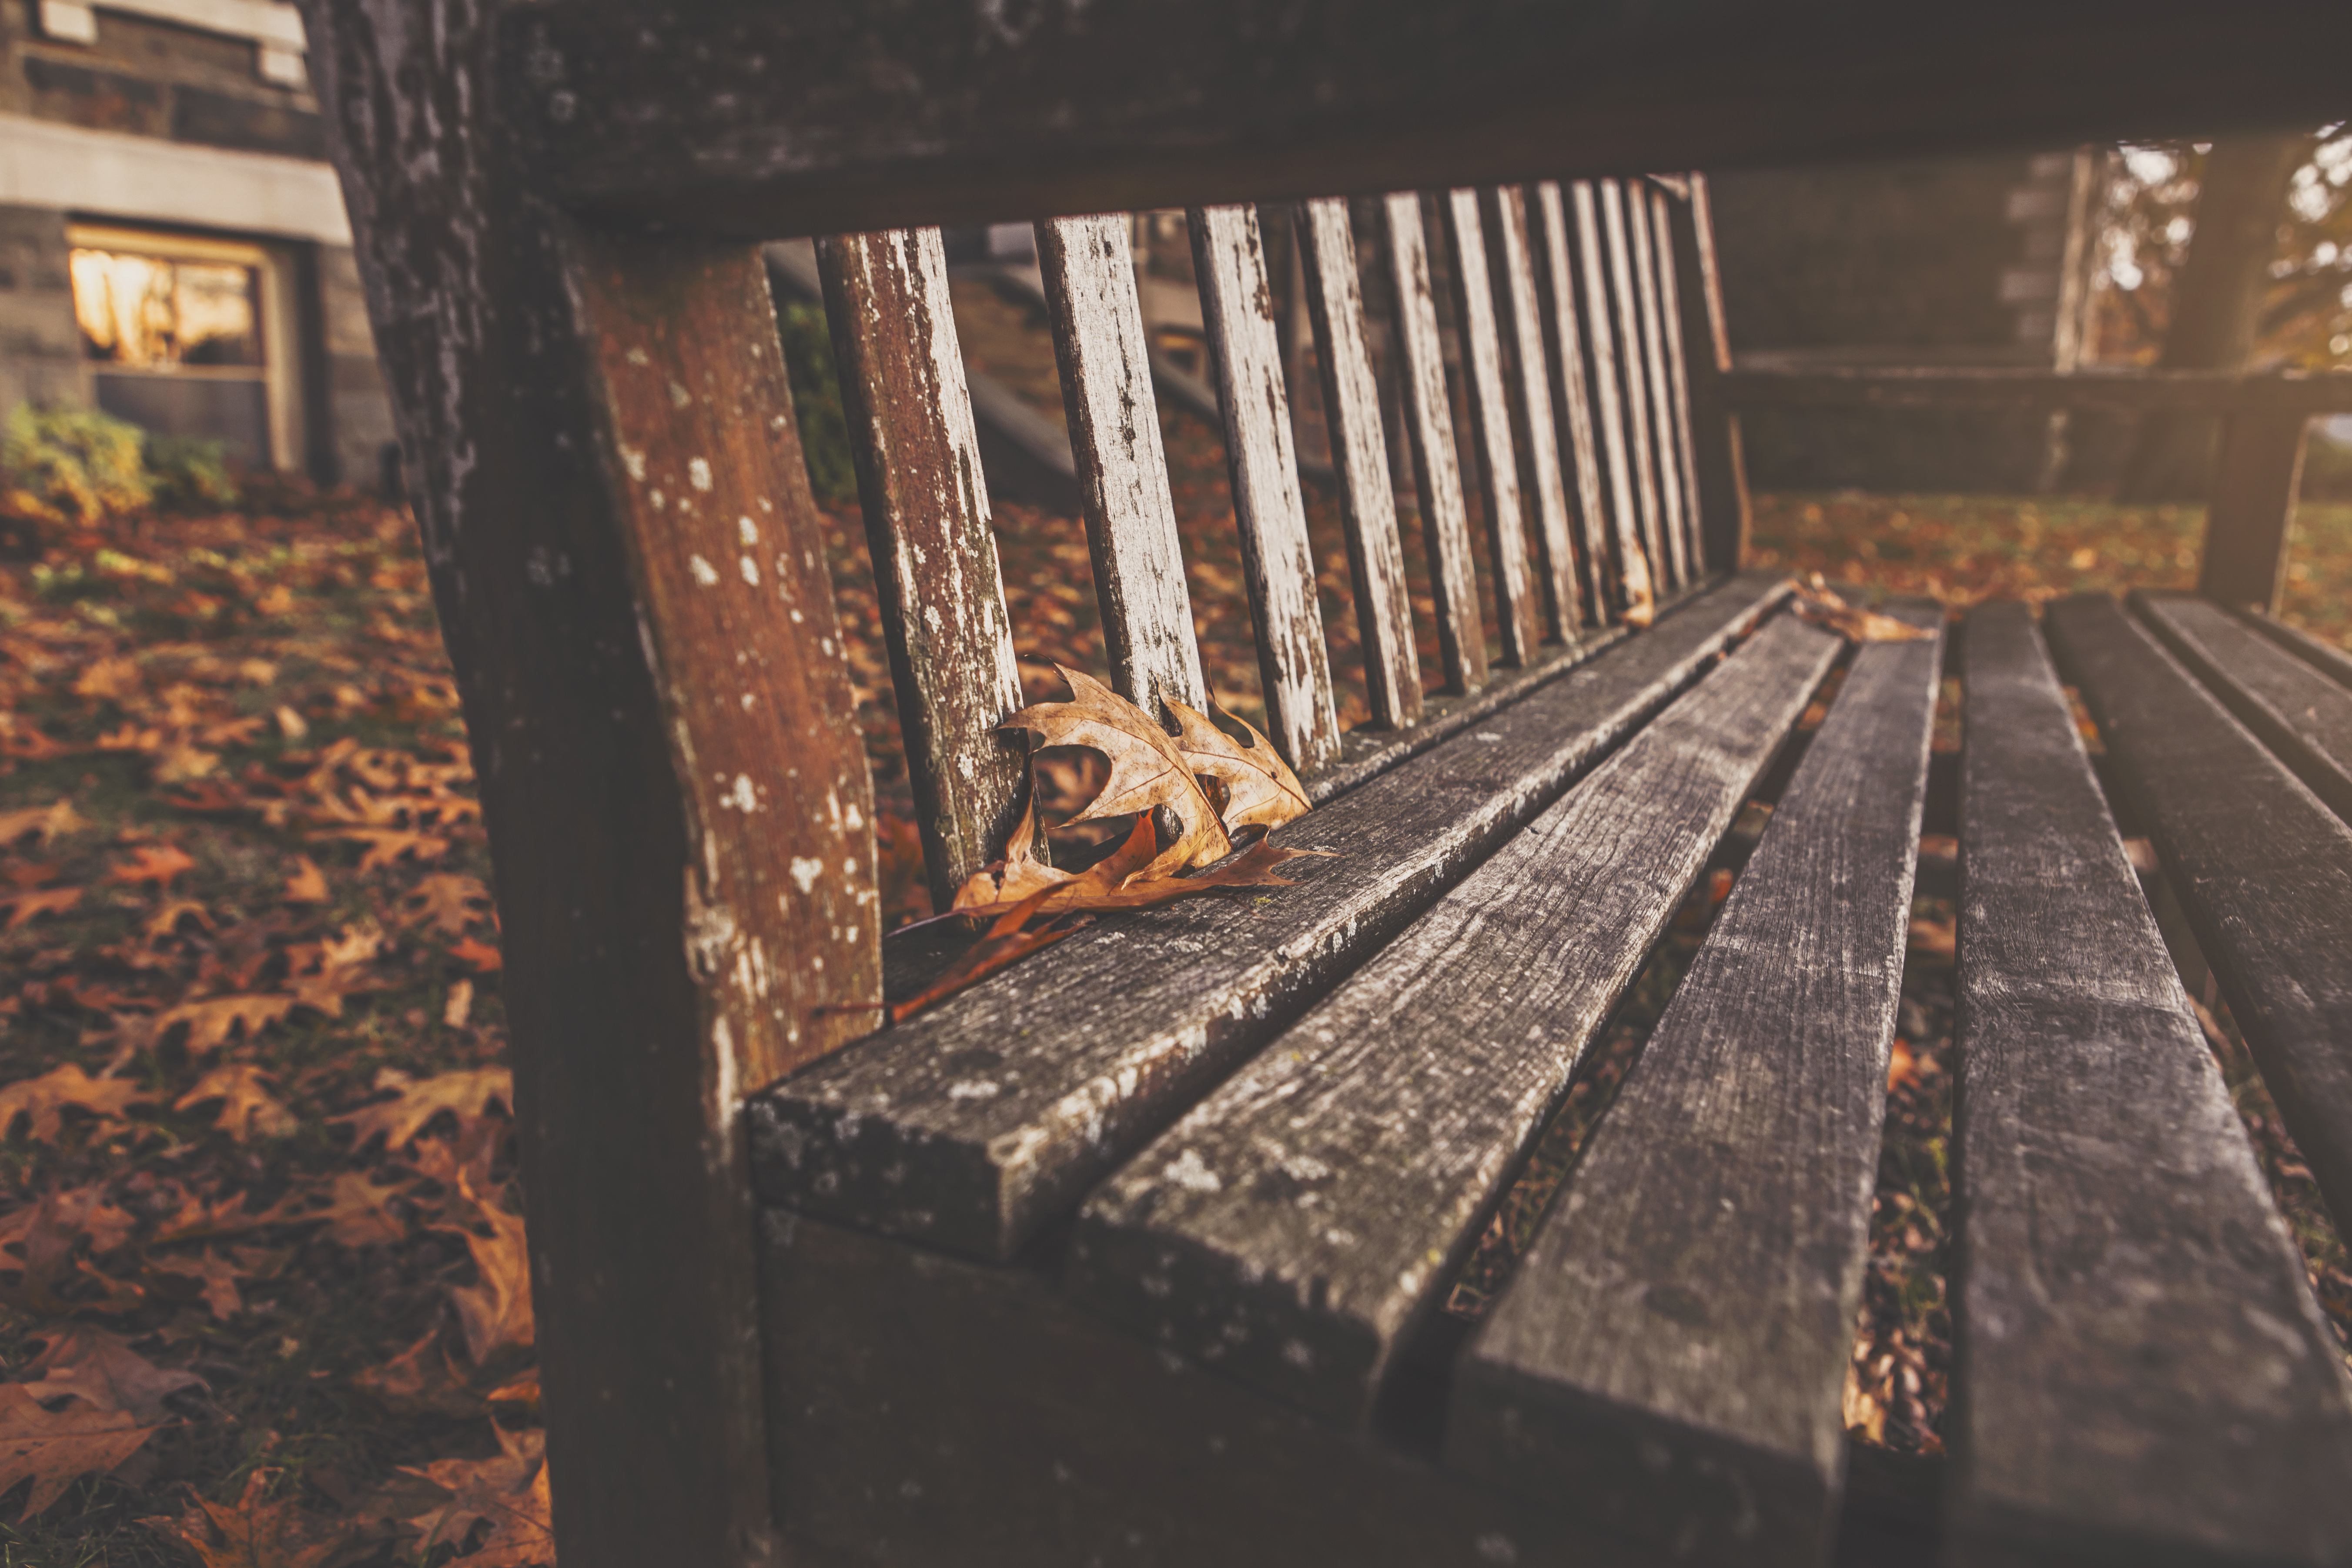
[71,247,261,370]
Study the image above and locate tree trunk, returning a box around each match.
[2116,134,2312,502]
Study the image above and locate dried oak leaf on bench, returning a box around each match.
[896,666,1331,1020]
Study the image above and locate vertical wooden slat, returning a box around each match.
[1670,172,1753,575]
[1295,197,1424,731]
[819,228,1028,904]
[1647,186,1708,584]
[1530,181,1615,629]
[1440,188,1540,666]
[1481,184,1583,646]
[1599,179,1670,592]
[1036,214,1208,715]
[1187,203,1342,769]
[1569,181,1656,615]
[1379,191,1488,694]
[2198,411,2309,614]
[1626,177,1691,588]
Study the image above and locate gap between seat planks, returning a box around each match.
[748,575,1788,1261]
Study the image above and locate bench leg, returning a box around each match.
[2198,409,2309,614]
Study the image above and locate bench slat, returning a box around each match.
[1951,601,2352,1567]
[1482,185,1584,647]
[818,229,1030,904]
[2135,592,2352,825]
[751,575,1789,1260]
[1569,182,1653,611]
[1531,181,1616,628]
[2045,593,2352,1254]
[1446,604,1938,1561]
[1037,214,1209,713]
[1381,193,1489,694]
[1190,204,1343,770]
[2244,608,2352,690]
[1598,180,1671,594]
[1442,188,1541,666]
[1296,198,1424,732]
[1626,178,1692,590]
[1648,186,1710,589]
[1070,612,1842,1426]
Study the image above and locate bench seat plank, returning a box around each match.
[750,575,1788,1260]
[1383,192,1489,694]
[1037,213,1208,712]
[1191,203,1343,770]
[1070,612,1842,1426]
[1296,197,1424,732]
[2134,591,2352,824]
[1951,602,2352,1568]
[2045,592,2352,1236]
[1445,605,1940,1565]
[2244,607,2352,691]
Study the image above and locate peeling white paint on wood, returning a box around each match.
[1649,188,1710,581]
[1037,213,1207,716]
[1598,180,1669,592]
[1189,203,1341,771]
[1481,186,1580,646]
[1569,181,1654,611]
[1625,182,1689,589]
[1531,182,1615,624]
[1440,189,1536,666]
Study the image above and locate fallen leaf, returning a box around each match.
[107,843,197,887]
[148,1251,250,1320]
[348,1331,480,1421]
[303,1171,410,1250]
[1,884,82,930]
[281,857,329,904]
[449,936,503,973]
[1168,699,1311,832]
[443,979,474,1028]
[1619,543,1658,628]
[19,1324,204,1421]
[0,799,90,848]
[150,1190,290,1249]
[311,826,450,871]
[157,994,297,1056]
[144,1469,358,1568]
[0,1063,151,1142]
[891,889,1092,1023]
[174,1065,296,1143]
[447,1174,533,1365]
[335,1068,513,1153]
[0,1382,154,1517]
[397,1425,553,1566]
[1000,665,1230,875]
[144,899,215,941]
[1791,578,1933,643]
[952,828,1330,923]
[398,873,492,936]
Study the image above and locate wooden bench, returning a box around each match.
[289,3,2352,1564]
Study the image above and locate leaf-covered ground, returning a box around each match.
[4,464,2348,1562]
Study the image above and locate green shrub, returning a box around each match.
[146,433,239,511]
[1,401,152,525]
[776,299,858,504]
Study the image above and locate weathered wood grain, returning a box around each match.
[749,575,1790,1261]
[2044,592,2352,1244]
[506,3,2352,241]
[1446,605,1940,1565]
[1441,188,1540,666]
[2135,591,2352,826]
[1481,185,1582,646]
[1037,214,1208,715]
[1625,179,1690,589]
[1189,204,1342,770]
[2243,605,2352,691]
[1570,181,1653,612]
[1599,180,1670,593]
[1950,601,2352,1568]
[819,229,1029,904]
[2198,411,2310,615]
[1295,197,1423,732]
[1669,174,1752,574]
[1649,187,1708,587]
[1381,192,1487,693]
[760,1210,1650,1568]
[1069,613,1841,1427]
[1530,182,1614,627]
